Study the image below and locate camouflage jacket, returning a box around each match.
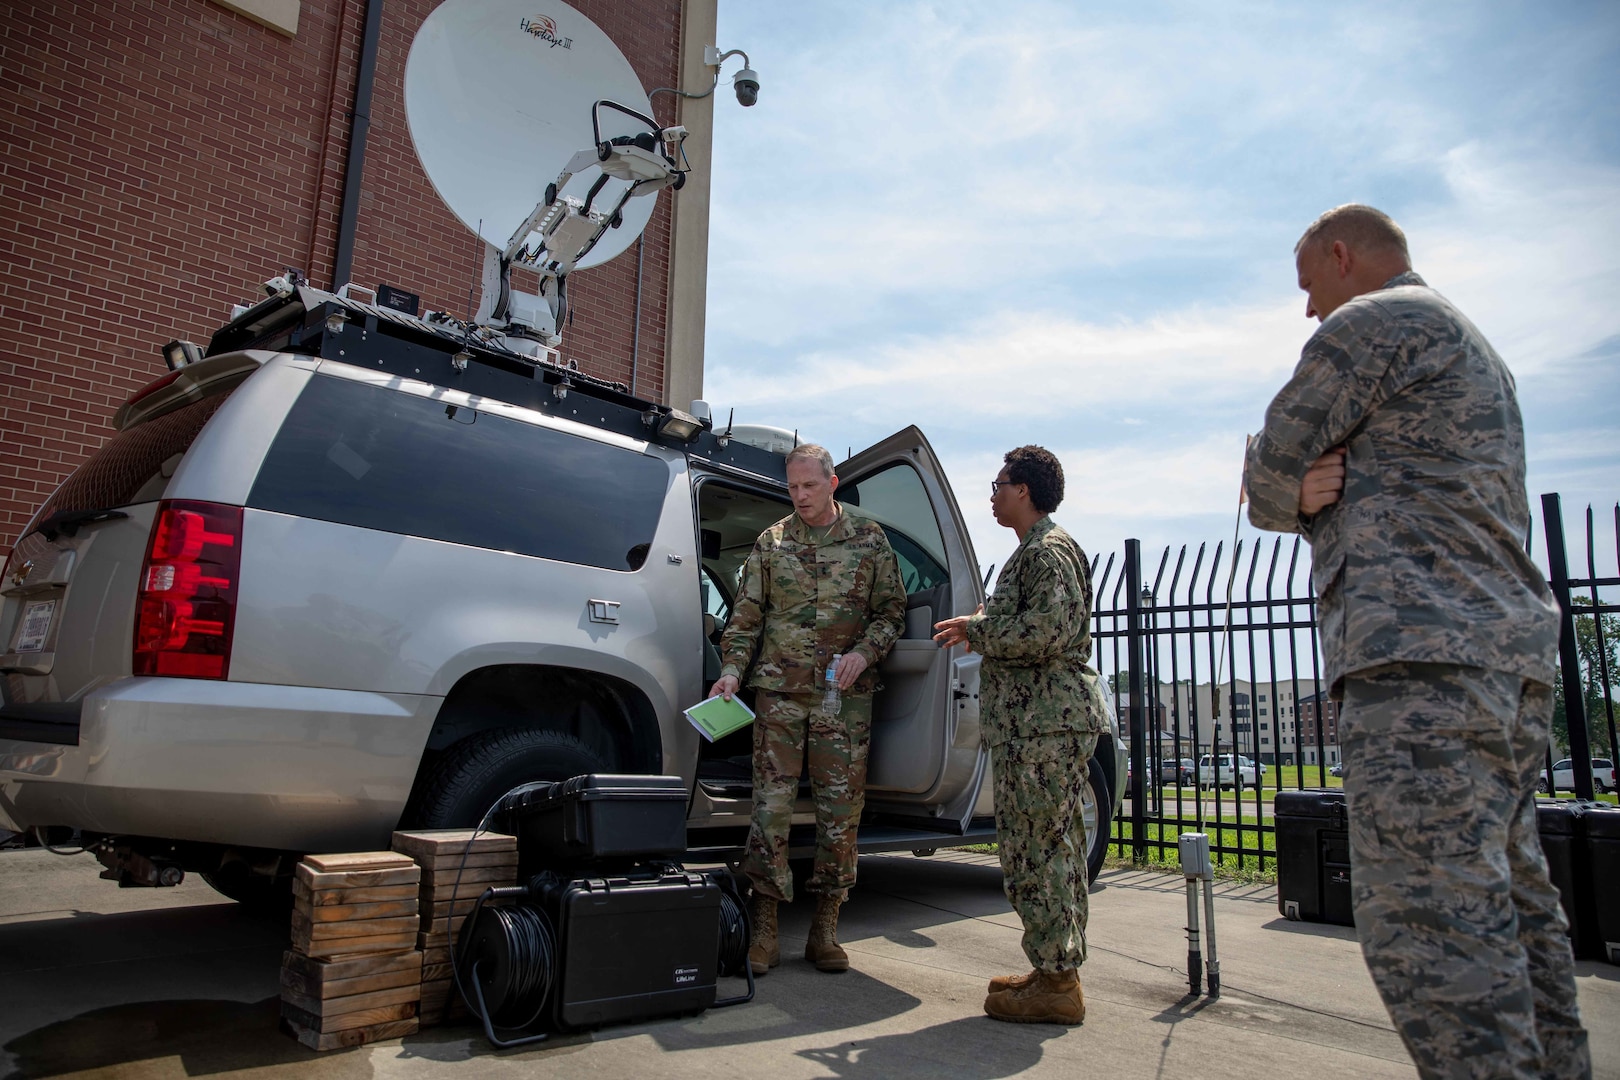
[965,516,1108,746]
[719,506,907,695]
[1243,271,1559,697]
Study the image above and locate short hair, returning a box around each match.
[785,443,835,479]
[1003,445,1064,513]
[1294,203,1410,262]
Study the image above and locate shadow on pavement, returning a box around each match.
[795,1016,1063,1079]
[1258,915,1359,940]
[0,997,370,1080]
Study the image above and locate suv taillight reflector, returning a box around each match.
[133,500,242,679]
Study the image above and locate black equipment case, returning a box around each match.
[503,774,688,873]
[1275,789,1354,927]
[1537,799,1606,961]
[1587,803,1620,964]
[533,866,722,1030]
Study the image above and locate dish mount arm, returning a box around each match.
[480,100,689,344]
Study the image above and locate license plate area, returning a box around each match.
[2,592,64,675]
[14,600,56,653]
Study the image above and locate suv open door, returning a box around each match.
[836,427,988,833]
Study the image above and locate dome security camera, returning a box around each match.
[732,68,759,107]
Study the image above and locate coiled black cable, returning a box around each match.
[480,903,557,1028]
[711,871,755,1007]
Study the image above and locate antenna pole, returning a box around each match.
[332,0,384,290]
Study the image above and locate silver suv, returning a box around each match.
[0,281,1126,901]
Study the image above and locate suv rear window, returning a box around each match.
[247,374,670,571]
[34,390,235,522]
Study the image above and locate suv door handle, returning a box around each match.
[587,599,621,625]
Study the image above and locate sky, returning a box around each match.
[701,1,1620,599]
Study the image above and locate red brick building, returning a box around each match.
[1,0,716,557]
[1297,690,1342,765]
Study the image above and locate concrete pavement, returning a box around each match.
[1,847,1614,1079]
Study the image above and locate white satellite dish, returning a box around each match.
[405,0,657,271]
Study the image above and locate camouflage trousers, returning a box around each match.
[992,730,1099,972]
[742,689,873,903]
[1341,662,1590,1080]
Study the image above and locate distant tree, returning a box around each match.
[1550,596,1619,759]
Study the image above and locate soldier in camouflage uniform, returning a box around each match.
[711,443,907,975]
[1243,204,1590,1079]
[934,446,1106,1026]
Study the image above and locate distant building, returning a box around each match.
[1100,677,1337,766]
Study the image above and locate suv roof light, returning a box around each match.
[133,501,242,679]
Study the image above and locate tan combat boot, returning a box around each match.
[983,968,1085,1025]
[987,970,1038,994]
[804,894,849,972]
[748,894,780,975]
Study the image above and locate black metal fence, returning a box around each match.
[1090,494,1620,874]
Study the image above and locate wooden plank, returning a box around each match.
[418,851,520,872]
[280,949,420,987]
[421,946,452,968]
[303,851,416,873]
[391,830,516,860]
[294,898,422,923]
[281,999,417,1034]
[421,962,453,983]
[420,914,473,937]
[417,931,451,952]
[280,962,423,1002]
[296,864,421,891]
[420,875,517,902]
[420,896,483,919]
[293,880,420,907]
[291,912,419,941]
[284,1016,420,1052]
[279,981,420,1018]
[294,932,421,960]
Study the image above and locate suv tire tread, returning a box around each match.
[405,728,608,830]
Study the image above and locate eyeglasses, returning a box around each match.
[990,480,1020,495]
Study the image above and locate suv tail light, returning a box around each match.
[133,500,242,678]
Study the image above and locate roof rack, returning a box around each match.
[204,276,787,485]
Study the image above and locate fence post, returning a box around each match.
[1126,539,1147,862]
[1541,493,1596,801]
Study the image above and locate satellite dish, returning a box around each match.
[405,0,657,271]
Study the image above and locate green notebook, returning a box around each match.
[684,693,756,742]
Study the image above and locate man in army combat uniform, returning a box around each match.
[1244,204,1590,1078]
[933,445,1105,1025]
[711,443,906,975]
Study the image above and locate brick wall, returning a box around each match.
[0,0,683,558]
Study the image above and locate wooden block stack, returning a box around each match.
[391,830,520,1026]
[280,851,423,1050]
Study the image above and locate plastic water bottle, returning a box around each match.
[821,654,842,717]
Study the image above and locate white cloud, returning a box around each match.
[706,0,1620,567]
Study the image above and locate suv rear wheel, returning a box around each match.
[404,728,607,829]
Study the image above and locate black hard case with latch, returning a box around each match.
[501,774,688,873]
[1536,798,1607,961]
[1585,802,1620,964]
[531,866,721,1030]
[1275,788,1354,927]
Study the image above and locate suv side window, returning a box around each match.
[837,463,948,592]
[34,389,235,521]
[248,374,670,571]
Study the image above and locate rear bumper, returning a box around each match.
[0,677,439,851]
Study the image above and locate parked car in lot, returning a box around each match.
[1198,753,1265,791]
[0,278,1130,903]
[1159,758,1196,785]
[1538,759,1615,795]
[1329,762,1344,778]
